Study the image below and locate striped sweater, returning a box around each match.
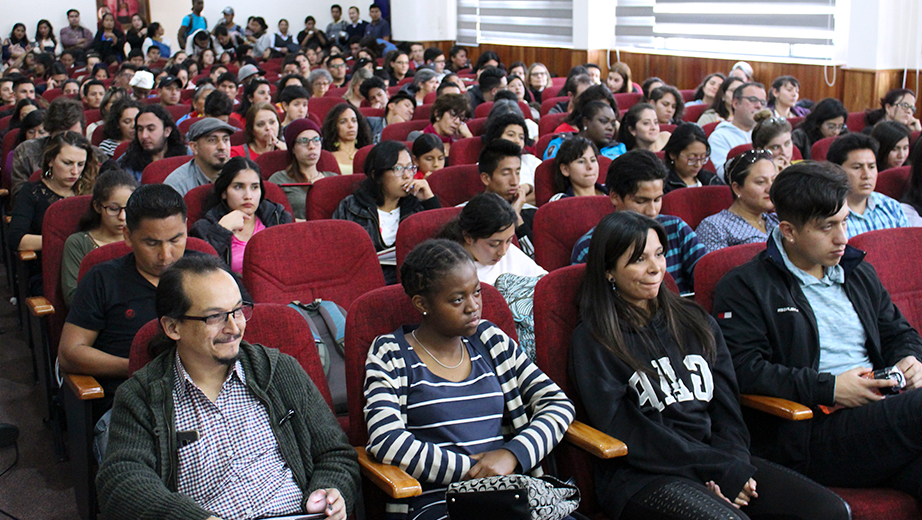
[364,321,575,484]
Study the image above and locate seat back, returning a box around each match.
[683,104,708,124]
[693,242,765,312]
[254,149,291,180]
[91,124,106,146]
[163,104,191,122]
[305,174,364,220]
[539,112,568,136]
[77,237,218,281]
[358,107,384,119]
[876,166,911,200]
[128,303,334,409]
[540,96,568,116]
[702,121,720,137]
[427,164,483,207]
[344,283,516,444]
[533,196,611,271]
[614,92,643,111]
[847,112,867,133]
[394,207,463,269]
[41,196,92,354]
[352,144,375,174]
[308,97,348,124]
[466,117,487,136]
[727,143,753,161]
[534,157,557,206]
[850,228,922,330]
[242,220,385,309]
[661,185,734,230]
[811,136,837,161]
[380,119,429,141]
[317,150,342,174]
[112,141,130,160]
[447,137,482,165]
[412,103,432,121]
[2,131,19,173]
[140,155,194,184]
[183,181,292,229]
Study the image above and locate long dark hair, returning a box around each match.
[77,169,139,231]
[565,84,619,128]
[553,136,599,195]
[870,121,911,172]
[359,140,410,206]
[800,98,848,143]
[662,123,709,171]
[205,156,265,210]
[578,211,715,376]
[121,104,188,173]
[710,77,743,120]
[236,77,270,116]
[617,103,655,151]
[693,73,726,101]
[15,109,45,147]
[321,103,372,151]
[866,88,915,127]
[649,85,685,123]
[439,193,517,244]
[102,97,141,141]
[902,141,922,214]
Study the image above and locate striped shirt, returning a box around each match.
[173,352,303,519]
[846,192,909,238]
[364,322,575,519]
[571,214,706,293]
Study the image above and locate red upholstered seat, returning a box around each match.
[91,125,105,146]
[242,220,385,310]
[702,121,720,137]
[536,133,557,158]
[466,117,487,136]
[412,103,432,121]
[325,87,348,97]
[614,92,643,111]
[358,107,384,119]
[127,303,335,409]
[832,488,922,520]
[727,143,753,161]
[679,89,696,102]
[661,185,734,230]
[693,242,765,313]
[77,237,218,281]
[352,144,374,174]
[427,164,483,207]
[183,181,292,229]
[847,112,867,133]
[83,109,102,125]
[533,195,612,271]
[875,166,911,200]
[811,136,837,161]
[317,150,342,175]
[42,88,64,103]
[447,137,482,165]
[163,104,191,122]
[683,103,708,123]
[305,174,363,220]
[254,149,291,179]
[540,96,568,116]
[112,141,130,160]
[660,123,677,133]
[533,154,610,207]
[230,130,246,146]
[539,112,568,136]
[394,207,462,269]
[140,155,193,184]
[850,228,922,330]
[381,119,429,141]
[2,130,19,174]
[308,96,347,123]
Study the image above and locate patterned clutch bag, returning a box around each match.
[446,474,580,520]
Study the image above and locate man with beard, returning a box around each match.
[164,118,234,196]
[117,104,190,181]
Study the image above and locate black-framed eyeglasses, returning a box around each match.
[181,302,253,326]
[894,102,917,113]
[742,96,767,106]
[101,204,127,216]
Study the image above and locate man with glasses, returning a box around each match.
[164,118,234,196]
[325,55,348,88]
[59,185,250,462]
[424,47,446,74]
[709,81,767,179]
[97,253,357,520]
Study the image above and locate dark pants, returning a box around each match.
[804,389,922,500]
[621,457,850,520]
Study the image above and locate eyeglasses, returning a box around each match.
[389,164,418,177]
[679,153,710,166]
[822,122,847,133]
[181,302,253,327]
[531,71,548,77]
[894,102,917,113]
[448,111,468,122]
[101,204,127,216]
[295,136,323,146]
[329,63,347,69]
[741,96,767,107]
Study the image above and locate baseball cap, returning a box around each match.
[237,64,266,83]
[222,6,234,15]
[158,75,183,89]
[187,117,237,141]
[129,70,155,89]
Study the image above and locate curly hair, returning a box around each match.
[400,238,475,298]
[321,103,372,151]
[102,97,141,141]
[41,131,98,195]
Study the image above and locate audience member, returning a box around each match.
[546,101,624,162]
[525,63,551,103]
[688,73,726,107]
[177,0,208,49]
[231,102,285,160]
[100,99,141,158]
[481,108,538,199]
[792,98,848,159]
[607,62,639,94]
[697,77,743,126]
[751,111,794,172]
[865,88,921,132]
[269,119,337,220]
[365,4,391,42]
[118,104,189,181]
[696,149,778,253]
[413,93,471,157]
[322,103,371,175]
[663,123,723,193]
[94,13,126,64]
[407,68,439,106]
[641,77,664,103]
[142,22,171,59]
[826,132,908,237]
[326,54,349,88]
[767,75,808,119]
[164,117,234,195]
[870,121,911,171]
[61,9,94,51]
[618,103,669,153]
[344,67,372,107]
[709,82,766,178]
[467,67,506,110]
[326,4,348,47]
[307,68,334,99]
[650,85,685,124]
[571,150,705,293]
[475,140,536,256]
[279,86,310,129]
[728,61,754,82]
[549,136,606,202]
[411,133,445,179]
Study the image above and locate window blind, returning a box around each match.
[457,0,574,47]
[615,0,837,61]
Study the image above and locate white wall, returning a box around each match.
[0,0,97,50]
[391,0,456,42]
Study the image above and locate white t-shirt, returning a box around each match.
[377,207,400,247]
[474,245,547,285]
[520,153,541,189]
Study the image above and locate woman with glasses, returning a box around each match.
[865,88,921,132]
[420,93,473,158]
[62,169,138,306]
[526,62,551,103]
[792,98,848,160]
[384,50,413,87]
[333,141,440,283]
[322,103,372,175]
[695,149,778,253]
[663,123,723,193]
[751,111,794,172]
[307,68,334,99]
[191,157,293,274]
[269,119,338,220]
[767,76,809,119]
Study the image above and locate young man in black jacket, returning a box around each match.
[714,161,922,500]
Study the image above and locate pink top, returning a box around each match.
[230,218,266,273]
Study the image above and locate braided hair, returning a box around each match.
[400,239,474,298]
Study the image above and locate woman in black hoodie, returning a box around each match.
[191,157,293,273]
[569,211,849,520]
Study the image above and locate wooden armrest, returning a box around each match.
[4,215,9,224]
[26,296,54,317]
[355,447,421,499]
[0,189,8,198]
[18,250,36,261]
[740,394,813,421]
[564,420,628,459]
[64,373,105,400]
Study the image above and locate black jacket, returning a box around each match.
[190,199,293,267]
[571,312,754,517]
[330,185,440,252]
[713,237,922,470]
[664,168,725,193]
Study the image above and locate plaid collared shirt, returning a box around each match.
[173,352,303,519]
[846,191,909,238]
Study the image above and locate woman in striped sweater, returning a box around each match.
[364,239,575,520]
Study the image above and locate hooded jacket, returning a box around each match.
[190,199,293,267]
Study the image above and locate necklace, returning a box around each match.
[411,330,465,369]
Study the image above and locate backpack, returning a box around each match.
[288,299,348,414]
